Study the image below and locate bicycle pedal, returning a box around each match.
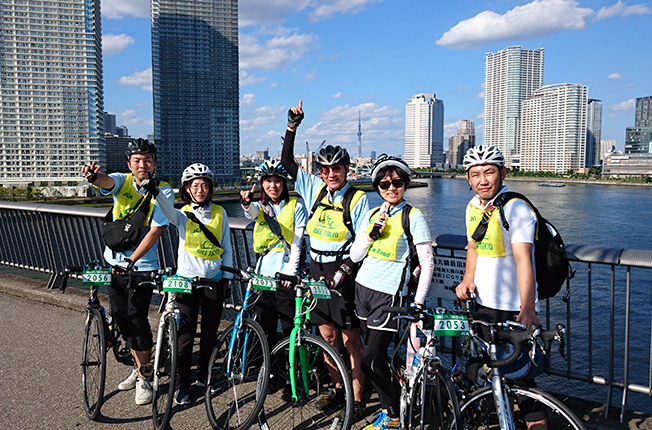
[140,362,154,379]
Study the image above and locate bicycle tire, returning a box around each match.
[262,333,354,430]
[205,319,270,430]
[409,363,462,430]
[82,308,107,420]
[152,314,178,430]
[458,385,586,430]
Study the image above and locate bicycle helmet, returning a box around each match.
[371,154,412,182]
[125,138,157,160]
[181,163,214,185]
[258,159,288,180]
[314,145,350,169]
[462,145,505,170]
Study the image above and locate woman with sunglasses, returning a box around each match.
[347,155,434,430]
[240,159,307,351]
[143,163,233,406]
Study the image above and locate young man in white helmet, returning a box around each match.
[281,100,368,418]
[456,145,546,429]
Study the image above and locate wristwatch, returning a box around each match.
[339,263,352,276]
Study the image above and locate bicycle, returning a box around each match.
[258,272,354,430]
[58,261,135,421]
[452,309,586,430]
[204,265,271,430]
[149,268,224,430]
[381,305,463,430]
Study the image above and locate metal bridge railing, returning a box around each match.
[1,200,652,418]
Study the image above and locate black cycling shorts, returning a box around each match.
[309,260,359,331]
[355,283,403,332]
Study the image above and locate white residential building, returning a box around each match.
[0,0,104,186]
[448,120,475,166]
[404,93,444,168]
[520,84,588,173]
[484,46,544,167]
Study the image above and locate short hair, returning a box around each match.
[372,165,411,193]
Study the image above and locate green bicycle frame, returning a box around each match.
[288,286,313,401]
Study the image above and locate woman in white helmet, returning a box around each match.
[143,162,233,406]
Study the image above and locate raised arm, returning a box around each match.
[81,161,115,190]
[281,100,304,179]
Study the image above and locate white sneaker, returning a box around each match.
[117,367,139,391]
[135,378,153,405]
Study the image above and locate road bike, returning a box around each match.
[204,265,271,430]
[58,261,135,420]
[382,305,463,430]
[259,272,353,430]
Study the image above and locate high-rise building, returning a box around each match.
[116,126,128,137]
[600,140,616,162]
[104,113,117,135]
[484,46,544,167]
[624,127,652,153]
[448,120,476,166]
[404,93,444,168]
[370,151,377,159]
[520,84,588,173]
[586,99,603,167]
[0,0,104,186]
[105,135,134,173]
[635,96,652,127]
[152,0,240,182]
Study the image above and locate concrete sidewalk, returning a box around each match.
[1,269,650,429]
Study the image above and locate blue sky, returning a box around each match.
[101,0,652,157]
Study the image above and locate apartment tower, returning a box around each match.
[0,0,104,186]
[586,99,603,167]
[152,0,240,182]
[448,120,475,166]
[404,93,444,168]
[484,46,544,168]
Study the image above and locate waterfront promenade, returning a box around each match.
[1,269,651,430]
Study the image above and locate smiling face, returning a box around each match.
[127,153,155,184]
[319,164,348,191]
[262,175,284,202]
[378,170,406,206]
[466,164,507,204]
[186,178,210,204]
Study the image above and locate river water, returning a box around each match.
[225,178,652,412]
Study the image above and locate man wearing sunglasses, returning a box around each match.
[281,100,369,419]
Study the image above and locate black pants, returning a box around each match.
[108,272,155,351]
[254,287,295,349]
[175,285,224,389]
[309,260,359,330]
[360,321,400,418]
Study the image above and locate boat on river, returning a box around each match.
[538,182,566,187]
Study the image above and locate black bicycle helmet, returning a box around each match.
[314,145,350,169]
[371,154,412,182]
[125,138,157,160]
[258,159,288,180]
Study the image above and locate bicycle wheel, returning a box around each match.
[262,333,353,430]
[82,308,107,420]
[458,385,586,430]
[206,319,270,430]
[152,314,178,430]
[409,363,462,430]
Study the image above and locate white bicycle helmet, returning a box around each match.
[315,145,351,168]
[258,159,288,179]
[181,163,214,184]
[371,154,412,182]
[462,145,505,170]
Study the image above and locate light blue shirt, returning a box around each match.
[355,200,432,296]
[244,199,308,278]
[295,168,370,263]
[101,172,174,272]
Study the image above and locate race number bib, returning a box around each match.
[430,314,470,337]
[163,275,192,293]
[251,274,277,291]
[82,269,111,287]
[309,280,331,300]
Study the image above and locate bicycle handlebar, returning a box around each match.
[219,265,242,276]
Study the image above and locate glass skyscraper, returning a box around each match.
[0,0,104,186]
[151,0,240,183]
[586,99,603,167]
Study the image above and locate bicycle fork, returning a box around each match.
[489,343,516,430]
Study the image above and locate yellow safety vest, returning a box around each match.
[306,184,364,243]
[182,204,224,260]
[468,204,506,257]
[365,206,420,261]
[252,197,297,254]
[112,174,169,227]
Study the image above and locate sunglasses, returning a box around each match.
[378,179,405,190]
[319,165,344,175]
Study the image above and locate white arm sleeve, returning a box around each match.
[155,191,182,227]
[243,203,260,220]
[413,242,434,305]
[349,233,372,264]
[282,227,305,275]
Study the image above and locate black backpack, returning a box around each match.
[492,192,573,301]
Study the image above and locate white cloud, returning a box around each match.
[136,102,149,107]
[240,104,286,132]
[609,113,620,118]
[103,0,150,19]
[253,105,286,116]
[332,92,343,98]
[239,29,318,70]
[270,83,278,88]
[240,70,266,86]
[476,91,485,99]
[477,112,485,119]
[241,115,280,132]
[303,70,317,81]
[103,33,135,57]
[609,99,636,111]
[444,122,459,138]
[255,129,286,144]
[117,109,153,127]
[308,0,381,22]
[436,0,593,49]
[608,72,622,80]
[116,68,152,91]
[596,1,651,19]
[241,93,256,107]
[239,0,312,27]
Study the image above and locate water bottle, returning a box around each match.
[405,325,420,377]
[412,347,424,374]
